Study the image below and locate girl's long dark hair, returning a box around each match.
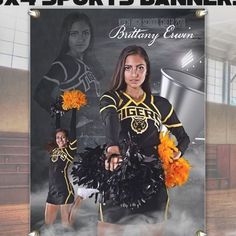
[111,45,151,94]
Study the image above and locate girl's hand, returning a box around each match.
[105,146,123,171]
[172,151,182,160]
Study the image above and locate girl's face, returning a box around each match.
[56,131,68,148]
[124,54,147,90]
[68,20,91,57]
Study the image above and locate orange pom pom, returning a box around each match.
[61,90,87,111]
[158,132,191,188]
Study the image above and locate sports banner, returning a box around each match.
[31,9,205,235]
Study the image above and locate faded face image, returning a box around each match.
[68,20,91,57]
[124,54,147,90]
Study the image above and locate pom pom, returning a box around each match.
[72,145,106,189]
[158,132,191,188]
[165,157,191,188]
[61,90,87,111]
[72,140,164,209]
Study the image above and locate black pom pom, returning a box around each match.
[72,140,164,209]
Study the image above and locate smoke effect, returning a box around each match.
[30,143,204,236]
[31,185,98,236]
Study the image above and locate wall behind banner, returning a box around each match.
[0,66,29,133]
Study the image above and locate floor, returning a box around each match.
[0,204,29,236]
[206,189,236,236]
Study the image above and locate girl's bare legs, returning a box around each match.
[45,203,59,225]
[69,196,82,225]
[60,204,73,227]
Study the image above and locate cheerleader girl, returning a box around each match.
[98,45,190,234]
[45,109,77,228]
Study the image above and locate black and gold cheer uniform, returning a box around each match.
[99,90,190,224]
[46,110,77,205]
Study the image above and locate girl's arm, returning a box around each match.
[68,108,77,155]
[156,96,190,156]
[162,107,190,156]
[34,62,65,113]
[100,92,120,149]
[100,92,122,171]
[70,108,77,142]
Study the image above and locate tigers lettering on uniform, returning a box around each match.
[118,105,161,134]
[119,106,161,122]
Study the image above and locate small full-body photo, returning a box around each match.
[45,109,77,228]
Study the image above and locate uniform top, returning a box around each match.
[50,139,77,164]
[44,54,100,97]
[49,139,77,184]
[100,90,190,156]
